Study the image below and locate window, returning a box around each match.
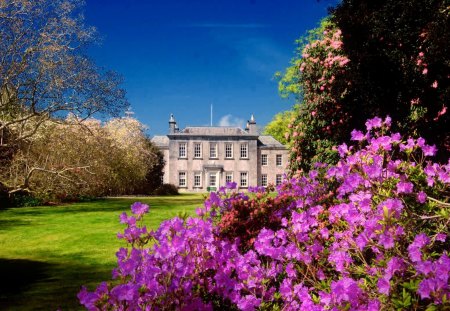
[179,143,187,158]
[276,174,283,186]
[178,172,187,187]
[209,173,217,187]
[194,172,202,187]
[261,154,268,166]
[240,143,248,159]
[240,172,248,188]
[225,143,233,159]
[194,143,202,158]
[225,172,233,184]
[276,154,282,166]
[261,174,268,187]
[210,143,217,158]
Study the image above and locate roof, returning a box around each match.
[151,135,169,147]
[178,126,249,136]
[257,135,286,149]
[151,133,287,150]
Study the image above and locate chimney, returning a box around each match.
[248,114,257,134]
[169,113,177,134]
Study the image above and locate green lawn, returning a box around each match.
[0,194,205,310]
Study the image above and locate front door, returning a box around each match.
[208,171,219,190]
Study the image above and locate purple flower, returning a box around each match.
[377,277,390,295]
[226,181,237,189]
[131,202,149,216]
[338,143,349,157]
[396,181,413,194]
[417,191,427,203]
[351,129,365,141]
[436,233,447,242]
[110,284,138,301]
[422,144,437,156]
[365,117,383,130]
[408,233,430,263]
[417,279,433,299]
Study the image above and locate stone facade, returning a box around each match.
[152,114,288,192]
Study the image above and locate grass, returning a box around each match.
[0,194,205,310]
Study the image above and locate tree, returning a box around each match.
[279,19,352,173]
[331,0,449,161]
[281,1,449,173]
[1,115,164,202]
[0,0,128,198]
[0,0,127,148]
[262,109,295,146]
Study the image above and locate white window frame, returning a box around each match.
[225,172,233,184]
[261,154,268,166]
[240,143,248,159]
[276,154,282,166]
[261,174,268,187]
[194,143,202,158]
[194,172,202,187]
[240,172,248,188]
[178,171,187,187]
[179,142,187,158]
[276,174,283,186]
[210,143,218,159]
[225,143,233,159]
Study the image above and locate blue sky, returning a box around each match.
[84,0,334,135]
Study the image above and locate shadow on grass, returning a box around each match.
[0,219,30,231]
[1,195,205,217]
[0,258,51,295]
[0,257,114,311]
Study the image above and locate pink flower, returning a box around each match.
[431,81,438,88]
[410,98,420,105]
[422,68,428,75]
[418,52,424,57]
[434,106,447,121]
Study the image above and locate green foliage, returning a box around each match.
[262,109,296,145]
[153,183,179,196]
[9,193,43,207]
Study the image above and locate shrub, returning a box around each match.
[152,183,179,196]
[79,117,449,310]
[9,192,43,207]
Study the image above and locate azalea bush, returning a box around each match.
[79,117,449,310]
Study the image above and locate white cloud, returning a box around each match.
[218,114,245,128]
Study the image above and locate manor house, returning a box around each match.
[152,114,288,192]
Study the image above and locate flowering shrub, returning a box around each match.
[79,117,449,310]
[279,20,352,172]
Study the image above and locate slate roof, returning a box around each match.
[151,131,287,150]
[257,135,286,149]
